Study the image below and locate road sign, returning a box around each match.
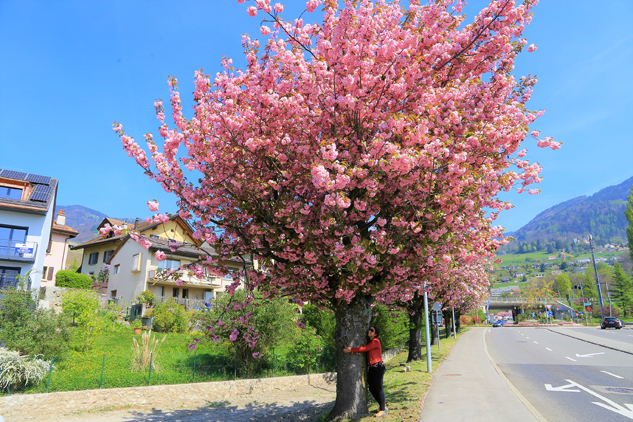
[432,302,442,311]
[547,311,553,317]
[545,304,552,310]
[585,304,593,312]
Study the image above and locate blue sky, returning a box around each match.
[0,1,631,232]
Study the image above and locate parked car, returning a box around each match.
[601,317,623,329]
[493,320,508,327]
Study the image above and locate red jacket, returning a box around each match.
[351,338,383,365]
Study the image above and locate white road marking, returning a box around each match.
[534,341,539,344]
[545,382,580,392]
[566,357,577,361]
[555,379,633,419]
[545,347,552,351]
[601,371,624,379]
[488,328,491,333]
[526,337,530,339]
[576,353,605,358]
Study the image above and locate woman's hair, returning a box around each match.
[370,326,380,337]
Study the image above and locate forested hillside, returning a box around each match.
[54,205,133,243]
[501,176,633,254]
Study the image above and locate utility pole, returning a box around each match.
[423,282,432,373]
[588,235,605,320]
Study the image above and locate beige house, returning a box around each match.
[71,215,198,279]
[106,236,247,310]
[41,210,79,287]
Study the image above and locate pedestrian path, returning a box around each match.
[418,327,541,422]
[546,326,633,354]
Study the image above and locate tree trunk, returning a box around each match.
[429,309,438,346]
[443,309,452,339]
[407,306,423,362]
[328,295,373,421]
[455,309,461,333]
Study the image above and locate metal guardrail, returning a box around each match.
[0,239,38,261]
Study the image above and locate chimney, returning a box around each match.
[134,218,139,230]
[56,210,66,226]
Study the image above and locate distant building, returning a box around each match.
[41,210,78,287]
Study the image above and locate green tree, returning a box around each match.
[539,263,546,273]
[626,183,633,264]
[609,262,633,316]
[0,290,71,356]
[555,274,572,297]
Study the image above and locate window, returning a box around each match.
[0,225,28,242]
[163,259,180,269]
[113,264,120,274]
[89,272,94,277]
[172,287,179,297]
[182,288,189,299]
[88,252,99,265]
[0,187,22,200]
[0,267,20,289]
[104,249,114,263]
[132,253,141,271]
[111,290,117,298]
[150,234,160,239]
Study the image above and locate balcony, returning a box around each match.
[148,268,226,288]
[0,239,37,262]
[153,295,214,311]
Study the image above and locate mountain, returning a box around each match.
[54,205,135,244]
[502,175,633,250]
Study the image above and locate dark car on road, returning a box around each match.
[601,317,623,329]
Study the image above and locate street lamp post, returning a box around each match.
[423,282,432,373]
[588,235,605,320]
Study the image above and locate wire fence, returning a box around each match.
[1,347,336,396]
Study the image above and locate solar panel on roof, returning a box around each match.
[29,184,52,202]
[26,174,51,185]
[30,192,49,202]
[33,184,52,194]
[0,170,27,180]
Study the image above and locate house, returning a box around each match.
[0,168,58,290]
[514,272,525,278]
[106,236,248,310]
[41,210,79,287]
[71,214,198,279]
[500,277,510,283]
[72,214,247,309]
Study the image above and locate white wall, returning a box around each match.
[0,205,54,289]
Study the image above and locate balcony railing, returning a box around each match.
[153,295,213,311]
[0,239,37,262]
[148,268,226,288]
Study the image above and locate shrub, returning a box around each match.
[0,290,71,357]
[61,290,105,351]
[471,316,481,324]
[459,315,469,326]
[210,290,296,377]
[152,299,190,333]
[0,348,49,391]
[370,305,409,350]
[55,270,92,289]
[285,326,324,372]
[137,290,156,306]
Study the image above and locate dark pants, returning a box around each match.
[368,364,386,411]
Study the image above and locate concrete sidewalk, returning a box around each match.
[418,327,541,422]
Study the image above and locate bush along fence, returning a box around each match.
[0,347,337,396]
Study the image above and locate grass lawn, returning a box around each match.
[16,329,326,394]
[495,250,627,267]
[318,327,467,422]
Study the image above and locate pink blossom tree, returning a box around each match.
[114,0,554,418]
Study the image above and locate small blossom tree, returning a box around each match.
[114,0,555,418]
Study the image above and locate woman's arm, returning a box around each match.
[349,339,379,354]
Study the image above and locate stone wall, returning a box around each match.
[0,372,336,421]
[383,345,406,363]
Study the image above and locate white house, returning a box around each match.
[0,168,58,290]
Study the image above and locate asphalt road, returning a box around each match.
[486,327,633,422]
[566,326,633,345]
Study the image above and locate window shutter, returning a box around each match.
[47,267,54,281]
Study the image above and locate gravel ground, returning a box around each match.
[33,386,335,422]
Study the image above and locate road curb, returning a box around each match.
[545,328,633,356]
[482,329,548,422]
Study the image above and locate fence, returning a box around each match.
[0,347,336,396]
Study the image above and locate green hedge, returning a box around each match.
[55,270,92,289]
